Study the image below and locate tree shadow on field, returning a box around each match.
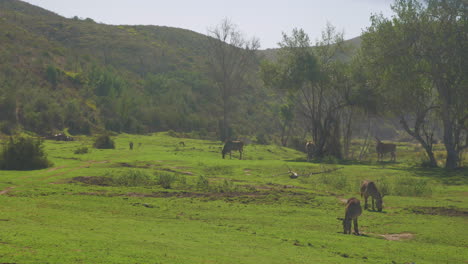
[286,158,387,167]
[387,166,468,185]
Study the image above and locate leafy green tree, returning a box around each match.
[262,26,351,159]
[361,0,467,168]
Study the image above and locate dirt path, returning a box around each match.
[0,186,15,195]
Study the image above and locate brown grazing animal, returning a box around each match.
[343,197,362,235]
[222,140,244,160]
[305,141,314,161]
[375,137,396,162]
[360,180,384,212]
[129,142,134,150]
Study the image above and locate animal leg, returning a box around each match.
[353,218,359,235]
[371,197,375,211]
[364,194,369,210]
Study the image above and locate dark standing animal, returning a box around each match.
[360,180,384,212]
[375,137,396,162]
[222,140,244,160]
[305,141,314,161]
[343,197,362,235]
[129,142,134,150]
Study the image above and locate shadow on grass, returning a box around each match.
[285,158,394,167]
[387,166,468,185]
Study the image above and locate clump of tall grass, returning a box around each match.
[74,147,89,154]
[213,179,239,193]
[196,175,209,190]
[204,165,234,176]
[375,176,432,197]
[392,177,432,197]
[109,169,154,187]
[156,172,177,189]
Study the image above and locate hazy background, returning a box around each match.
[22,0,394,49]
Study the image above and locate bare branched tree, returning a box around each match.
[206,18,260,141]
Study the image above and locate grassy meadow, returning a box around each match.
[0,133,467,263]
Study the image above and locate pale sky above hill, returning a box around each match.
[22,0,394,49]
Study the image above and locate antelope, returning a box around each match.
[360,180,384,212]
[375,137,396,162]
[343,197,362,235]
[222,140,244,160]
[305,141,314,161]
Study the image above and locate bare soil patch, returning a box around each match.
[409,206,468,217]
[72,176,113,186]
[380,233,414,241]
[117,162,152,168]
[0,187,15,195]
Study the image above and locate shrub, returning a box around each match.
[74,147,89,154]
[112,170,153,186]
[157,172,176,189]
[93,134,115,149]
[0,137,52,170]
[392,177,432,197]
[214,179,238,193]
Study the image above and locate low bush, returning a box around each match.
[157,172,176,189]
[0,137,52,170]
[74,147,89,154]
[111,170,153,187]
[93,134,115,149]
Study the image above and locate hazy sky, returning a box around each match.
[22,0,395,49]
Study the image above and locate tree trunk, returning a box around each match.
[442,111,459,169]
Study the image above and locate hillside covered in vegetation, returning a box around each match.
[0,0,277,138]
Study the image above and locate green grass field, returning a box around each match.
[0,133,467,263]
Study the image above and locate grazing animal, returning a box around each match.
[375,137,396,162]
[222,140,244,160]
[360,180,384,212]
[305,141,314,161]
[179,141,185,147]
[129,142,134,150]
[343,197,362,235]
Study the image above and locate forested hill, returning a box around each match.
[0,0,362,139]
[0,0,277,137]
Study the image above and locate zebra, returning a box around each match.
[375,137,396,162]
[360,180,384,212]
[222,140,244,160]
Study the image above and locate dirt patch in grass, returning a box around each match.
[117,162,152,168]
[409,206,468,217]
[380,233,414,241]
[0,187,15,195]
[72,176,113,186]
[74,190,270,199]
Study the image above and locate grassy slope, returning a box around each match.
[0,133,467,263]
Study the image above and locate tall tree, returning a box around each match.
[261,26,351,159]
[206,18,260,141]
[361,0,467,168]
